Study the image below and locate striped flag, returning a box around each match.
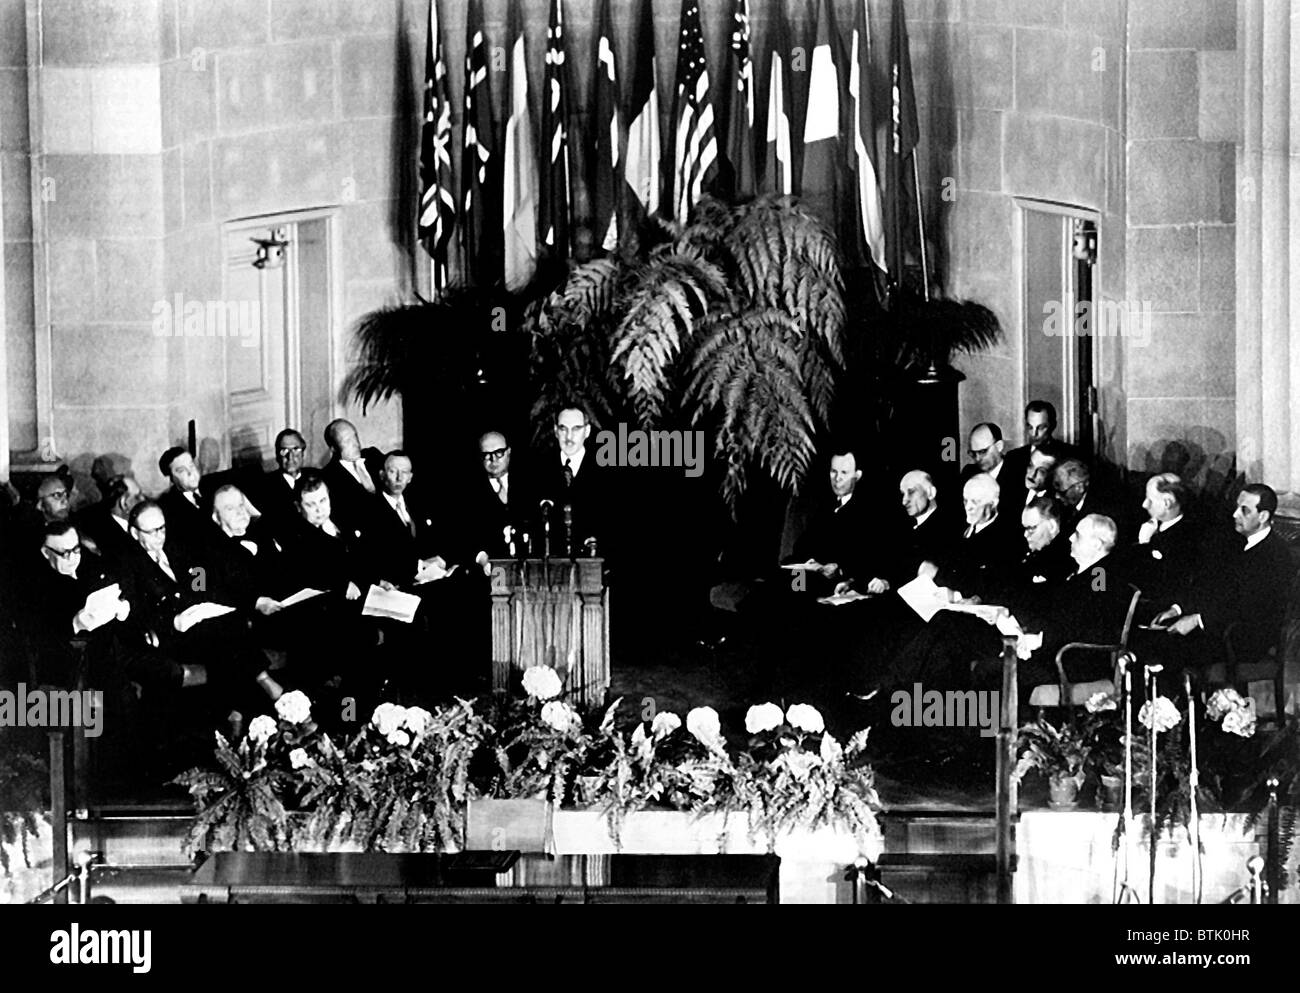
[417,0,455,291]
[460,0,500,286]
[591,0,621,253]
[718,0,756,201]
[540,0,572,256]
[849,0,887,274]
[887,0,920,283]
[503,0,538,290]
[670,0,719,222]
[760,0,792,196]
[800,0,843,223]
[622,0,660,240]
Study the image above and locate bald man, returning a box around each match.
[321,418,386,533]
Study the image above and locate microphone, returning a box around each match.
[562,504,573,556]
[539,499,554,558]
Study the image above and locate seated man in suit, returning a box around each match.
[157,447,218,544]
[1052,457,1127,539]
[471,429,533,560]
[935,472,1020,596]
[1123,472,1204,608]
[209,483,286,616]
[256,428,309,537]
[1001,400,1081,489]
[15,521,132,688]
[1139,484,1293,675]
[75,474,144,570]
[370,451,460,587]
[960,423,1020,520]
[1012,444,1061,512]
[787,449,875,597]
[321,418,385,535]
[892,470,956,584]
[5,474,76,557]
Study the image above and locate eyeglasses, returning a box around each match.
[43,544,82,559]
[277,446,305,455]
[41,489,70,502]
[135,522,166,537]
[481,448,508,461]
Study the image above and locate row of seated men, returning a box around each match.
[779,402,1294,711]
[0,409,613,777]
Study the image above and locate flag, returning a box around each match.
[849,0,887,274]
[718,0,756,201]
[591,0,621,253]
[671,0,719,221]
[887,0,920,284]
[503,0,538,290]
[800,0,842,222]
[760,0,792,196]
[418,0,455,291]
[540,0,572,256]
[622,0,660,241]
[461,0,499,286]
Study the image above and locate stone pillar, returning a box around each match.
[1237,0,1300,496]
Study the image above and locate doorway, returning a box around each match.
[1019,200,1099,455]
[221,210,339,471]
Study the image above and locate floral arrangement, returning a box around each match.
[1013,716,1090,787]
[172,668,885,861]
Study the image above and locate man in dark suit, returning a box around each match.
[892,469,958,585]
[74,474,144,569]
[1121,472,1204,608]
[1054,457,1129,540]
[1001,400,1082,492]
[1143,484,1294,671]
[369,451,460,587]
[936,472,1021,596]
[320,418,386,535]
[157,447,218,544]
[788,449,875,597]
[538,405,610,556]
[469,429,533,560]
[255,428,309,538]
[959,423,1022,521]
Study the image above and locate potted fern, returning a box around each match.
[1014,717,1090,808]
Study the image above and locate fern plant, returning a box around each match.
[172,732,293,856]
[526,195,847,511]
[0,748,48,877]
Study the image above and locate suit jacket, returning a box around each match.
[276,515,374,597]
[158,486,219,546]
[1183,528,1294,659]
[1119,515,1204,608]
[467,469,536,559]
[321,447,386,534]
[537,451,611,554]
[1019,557,1133,680]
[254,470,304,539]
[368,489,451,584]
[937,512,1022,595]
[118,533,240,650]
[209,517,284,607]
[16,551,118,685]
[960,461,1023,522]
[892,503,961,586]
[73,503,138,571]
[791,492,877,588]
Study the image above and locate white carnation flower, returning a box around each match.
[686,706,723,746]
[289,748,311,770]
[247,714,278,746]
[1206,687,1247,721]
[403,706,434,738]
[274,690,312,725]
[1138,696,1181,734]
[780,750,820,781]
[371,702,408,737]
[745,702,785,735]
[786,703,825,735]
[541,701,580,733]
[386,728,412,748]
[820,733,843,764]
[650,711,681,739]
[1085,691,1118,713]
[522,665,563,701]
[1222,699,1257,738]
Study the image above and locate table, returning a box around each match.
[180,852,779,904]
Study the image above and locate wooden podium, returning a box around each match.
[488,557,610,710]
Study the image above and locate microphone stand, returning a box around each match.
[1114,656,1141,904]
[1184,672,1202,904]
[1146,663,1163,905]
[539,499,554,567]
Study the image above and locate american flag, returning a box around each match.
[540,0,571,254]
[417,0,455,290]
[671,0,719,222]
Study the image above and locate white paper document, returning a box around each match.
[896,575,953,623]
[817,590,873,606]
[361,584,421,623]
[82,583,123,618]
[280,588,325,608]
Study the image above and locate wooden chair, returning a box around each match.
[1026,586,1143,713]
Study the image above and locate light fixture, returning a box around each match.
[251,227,290,270]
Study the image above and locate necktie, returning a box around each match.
[563,459,574,488]
[152,550,176,582]
[496,477,508,505]
[351,460,376,494]
[184,491,198,508]
[396,496,416,537]
[965,525,975,539]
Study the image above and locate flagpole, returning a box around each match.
[911,156,929,302]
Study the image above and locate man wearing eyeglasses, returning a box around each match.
[540,405,608,554]
[255,428,310,535]
[16,521,131,687]
[468,430,532,560]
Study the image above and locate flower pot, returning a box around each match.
[1048,773,1082,809]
